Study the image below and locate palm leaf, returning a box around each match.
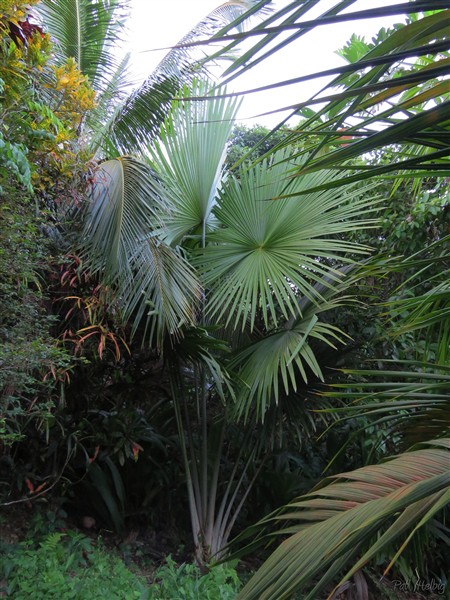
[104,1,267,154]
[386,236,450,364]
[198,150,379,332]
[235,439,450,600]
[78,156,201,347]
[146,81,241,246]
[37,0,129,92]
[323,361,450,455]
[229,279,356,421]
[85,52,133,156]
[191,3,450,185]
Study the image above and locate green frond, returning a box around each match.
[230,284,353,422]
[235,440,450,600]
[86,52,132,156]
[37,0,130,92]
[198,150,378,331]
[147,81,241,245]
[202,3,450,185]
[104,1,264,154]
[79,156,201,347]
[324,361,450,457]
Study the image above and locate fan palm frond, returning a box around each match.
[147,80,241,246]
[230,282,355,421]
[79,156,201,347]
[199,150,379,332]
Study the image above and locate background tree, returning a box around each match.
[225,123,298,170]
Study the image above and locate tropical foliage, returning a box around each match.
[37,0,270,155]
[0,0,92,459]
[210,2,450,597]
[1,0,449,597]
[213,1,450,183]
[77,76,379,561]
[234,440,449,600]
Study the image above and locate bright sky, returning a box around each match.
[125,0,403,126]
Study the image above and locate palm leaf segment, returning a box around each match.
[79,156,201,347]
[236,439,450,600]
[328,360,450,441]
[387,235,450,365]
[147,81,241,246]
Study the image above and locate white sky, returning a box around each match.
[125,0,403,126]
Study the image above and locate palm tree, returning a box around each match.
[77,76,380,562]
[191,1,450,594]
[38,0,450,572]
[36,0,273,351]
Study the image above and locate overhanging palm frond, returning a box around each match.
[234,439,450,600]
[79,156,201,347]
[190,2,450,185]
[104,1,267,154]
[146,81,241,246]
[37,0,129,91]
[198,150,379,332]
[280,8,450,184]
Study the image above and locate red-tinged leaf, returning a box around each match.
[234,441,450,600]
[77,331,97,344]
[61,270,70,285]
[98,335,104,360]
[106,332,121,362]
[132,442,143,462]
[33,482,47,495]
[89,446,100,464]
[25,478,34,493]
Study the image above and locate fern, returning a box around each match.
[39,532,64,552]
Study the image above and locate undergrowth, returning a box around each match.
[0,531,242,599]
